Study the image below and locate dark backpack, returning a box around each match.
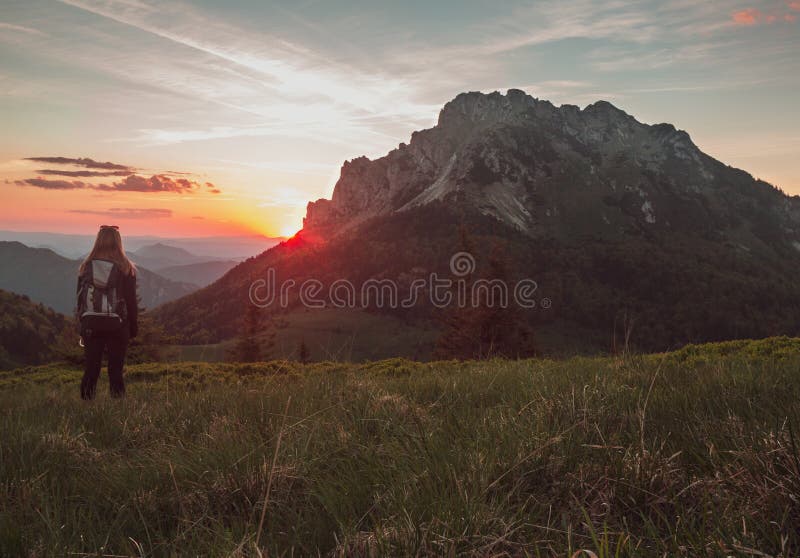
[77,259,128,337]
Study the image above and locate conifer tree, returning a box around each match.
[229,303,264,362]
[473,243,536,358]
[434,224,481,359]
[435,235,536,359]
[127,294,173,363]
[297,338,310,363]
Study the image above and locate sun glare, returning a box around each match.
[280,225,300,238]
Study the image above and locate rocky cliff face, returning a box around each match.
[305,89,800,258]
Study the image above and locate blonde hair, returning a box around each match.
[79,226,136,276]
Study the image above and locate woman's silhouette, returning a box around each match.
[77,225,138,399]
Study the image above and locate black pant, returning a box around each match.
[81,329,129,400]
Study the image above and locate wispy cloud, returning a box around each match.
[17,155,220,194]
[35,169,132,177]
[0,22,47,37]
[54,0,439,147]
[588,42,728,72]
[68,207,173,219]
[732,8,762,25]
[20,174,220,193]
[731,5,800,25]
[256,187,315,208]
[31,0,787,153]
[476,2,660,54]
[96,174,216,193]
[24,156,133,171]
[212,158,333,176]
[23,178,86,190]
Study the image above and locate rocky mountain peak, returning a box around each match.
[302,89,797,258]
[583,99,630,118]
[436,89,551,127]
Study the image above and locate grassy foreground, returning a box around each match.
[1,338,799,557]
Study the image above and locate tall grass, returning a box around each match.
[1,338,799,556]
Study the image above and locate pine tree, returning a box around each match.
[297,338,310,363]
[474,243,536,358]
[229,303,264,362]
[127,294,173,364]
[435,238,536,359]
[227,302,281,363]
[434,224,481,359]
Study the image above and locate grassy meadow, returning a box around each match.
[1,337,799,557]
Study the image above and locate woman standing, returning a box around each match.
[77,225,138,399]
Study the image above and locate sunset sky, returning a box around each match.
[1,0,799,238]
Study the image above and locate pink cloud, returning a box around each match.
[24,178,86,189]
[19,173,221,194]
[732,6,798,25]
[732,8,762,25]
[96,174,207,193]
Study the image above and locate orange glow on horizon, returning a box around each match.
[0,155,312,240]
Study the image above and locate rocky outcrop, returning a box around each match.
[303,89,799,258]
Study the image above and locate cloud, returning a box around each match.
[732,6,798,25]
[19,173,220,194]
[732,9,762,25]
[256,186,314,208]
[68,207,173,219]
[35,169,132,177]
[0,22,46,36]
[23,178,86,189]
[51,0,438,149]
[588,42,726,72]
[24,156,133,171]
[537,80,591,89]
[17,154,221,194]
[211,158,334,176]
[96,174,216,193]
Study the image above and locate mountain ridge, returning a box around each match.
[156,90,800,355]
[304,89,799,259]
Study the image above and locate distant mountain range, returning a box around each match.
[127,242,231,269]
[156,90,800,356]
[0,241,197,314]
[153,260,240,288]
[0,231,283,260]
[126,243,239,287]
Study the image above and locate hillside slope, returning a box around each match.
[0,289,71,369]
